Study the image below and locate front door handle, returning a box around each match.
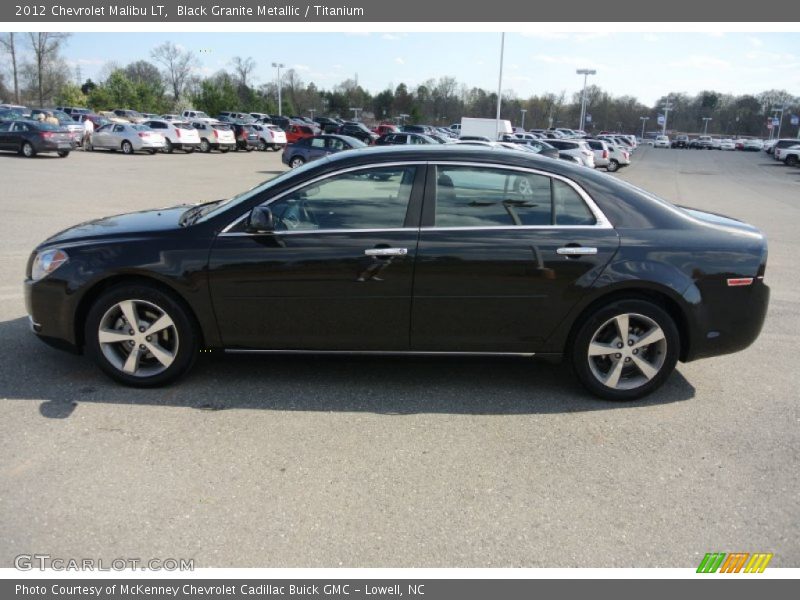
[557,246,598,256]
[364,247,408,257]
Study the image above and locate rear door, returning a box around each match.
[411,163,620,352]
[208,163,426,350]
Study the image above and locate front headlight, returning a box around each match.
[31,249,69,281]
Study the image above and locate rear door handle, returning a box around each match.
[364,248,408,257]
[557,246,598,256]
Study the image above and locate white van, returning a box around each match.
[459,117,513,141]
[181,109,215,123]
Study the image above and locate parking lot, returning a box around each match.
[1,146,798,568]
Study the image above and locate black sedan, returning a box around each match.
[0,119,73,157]
[281,134,366,168]
[24,146,769,400]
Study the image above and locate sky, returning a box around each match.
[53,31,800,105]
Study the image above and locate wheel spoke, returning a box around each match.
[118,300,139,328]
[614,314,629,340]
[604,358,625,388]
[632,354,659,381]
[145,313,174,336]
[145,341,175,368]
[632,327,665,349]
[122,347,141,374]
[589,342,617,356]
[98,328,133,344]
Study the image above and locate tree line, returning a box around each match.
[2,32,798,137]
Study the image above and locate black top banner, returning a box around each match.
[4,0,800,22]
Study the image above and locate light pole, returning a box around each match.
[520,108,527,131]
[640,116,649,139]
[350,107,362,121]
[702,117,712,135]
[309,108,316,120]
[773,104,786,139]
[495,32,505,140]
[660,96,674,135]
[271,62,285,117]
[576,68,596,132]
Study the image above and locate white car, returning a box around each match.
[719,139,736,151]
[190,121,236,153]
[586,139,610,169]
[181,109,215,124]
[775,143,800,163]
[587,139,631,172]
[142,119,201,153]
[779,144,800,166]
[88,123,165,154]
[654,135,670,148]
[251,123,287,151]
[743,139,764,151]
[547,139,595,167]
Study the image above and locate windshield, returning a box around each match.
[193,160,322,224]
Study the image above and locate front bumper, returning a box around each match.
[24,277,81,353]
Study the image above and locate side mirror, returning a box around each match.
[246,206,274,233]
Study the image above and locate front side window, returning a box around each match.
[310,137,326,149]
[434,166,595,228]
[265,166,418,232]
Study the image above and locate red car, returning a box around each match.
[285,124,316,144]
[372,123,399,136]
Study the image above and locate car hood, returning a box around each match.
[41,205,188,247]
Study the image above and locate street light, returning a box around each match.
[640,116,649,139]
[309,108,316,120]
[271,62,285,117]
[495,32,505,140]
[702,117,712,135]
[576,68,597,131]
[349,107,362,121]
[520,108,527,131]
[772,104,786,139]
[660,96,674,135]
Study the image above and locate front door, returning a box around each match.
[411,164,620,352]
[208,164,426,350]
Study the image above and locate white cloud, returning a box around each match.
[748,36,764,47]
[667,55,731,70]
[292,64,311,72]
[344,32,370,37]
[394,57,405,65]
[533,54,606,69]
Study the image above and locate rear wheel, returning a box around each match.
[570,299,679,401]
[121,140,133,155]
[257,139,267,151]
[606,159,619,172]
[163,139,174,153]
[21,142,36,158]
[84,284,199,387]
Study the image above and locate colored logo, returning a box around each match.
[697,552,773,573]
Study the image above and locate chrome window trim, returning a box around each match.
[219,159,613,236]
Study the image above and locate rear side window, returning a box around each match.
[434,166,596,227]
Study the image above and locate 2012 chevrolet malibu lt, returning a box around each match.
[24,146,769,400]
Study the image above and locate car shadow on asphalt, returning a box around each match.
[0,317,695,418]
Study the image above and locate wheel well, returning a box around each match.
[566,288,691,362]
[74,275,205,349]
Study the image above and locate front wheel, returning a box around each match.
[786,155,798,167]
[21,142,36,158]
[84,284,199,387]
[290,156,305,168]
[606,159,619,172]
[57,150,70,158]
[121,140,134,155]
[163,139,174,154]
[257,139,268,151]
[570,299,679,401]
[199,139,211,153]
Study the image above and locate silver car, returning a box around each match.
[88,123,165,155]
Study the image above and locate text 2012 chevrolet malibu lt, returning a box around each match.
[25,146,769,400]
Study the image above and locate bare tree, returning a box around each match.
[230,56,256,88]
[26,32,70,106]
[0,33,21,103]
[151,41,199,105]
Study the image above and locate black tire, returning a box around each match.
[606,159,619,172]
[200,139,211,153]
[21,142,36,158]
[121,140,134,155]
[146,149,156,155]
[163,139,174,154]
[570,298,679,401]
[290,156,305,168]
[257,139,267,151]
[57,150,70,158]
[84,283,199,387]
[786,155,798,167]
[245,146,254,152]
[183,146,194,154]
[219,146,230,153]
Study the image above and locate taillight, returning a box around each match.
[213,129,218,138]
[41,132,54,139]
[175,128,181,138]
[138,132,147,138]
[602,150,608,159]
